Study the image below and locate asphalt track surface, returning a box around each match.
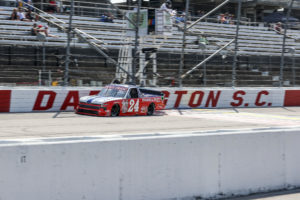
[1,107,300,200]
[0,107,300,139]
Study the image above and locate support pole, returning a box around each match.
[42,42,46,72]
[181,39,235,80]
[64,0,74,86]
[292,54,295,86]
[42,41,46,86]
[132,0,141,85]
[139,52,146,86]
[153,53,157,86]
[279,0,295,87]
[38,70,42,86]
[179,0,190,87]
[232,0,242,87]
[203,54,207,86]
[48,70,52,86]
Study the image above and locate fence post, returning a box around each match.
[179,0,190,87]
[65,0,74,86]
[48,70,52,86]
[38,70,42,86]
[203,54,207,86]
[279,0,295,87]
[232,0,242,87]
[290,48,296,86]
[42,41,46,72]
[132,0,141,85]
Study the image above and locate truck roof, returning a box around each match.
[106,84,163,97]
[107,84,137,89]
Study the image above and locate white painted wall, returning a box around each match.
[3,87,300,112]
[0,129,300,200]
[161,87,285,109]
[1,87,300,112]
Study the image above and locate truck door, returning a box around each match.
[126,88,140,114]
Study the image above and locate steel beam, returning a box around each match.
[181,39,235,80]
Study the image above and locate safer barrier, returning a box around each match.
[0,87,300,112]
[0,128,300,200]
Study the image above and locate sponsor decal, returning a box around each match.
[141,106,147,113]
[142,97,161,103]
[142,98,153,102]
[122,100,128,113]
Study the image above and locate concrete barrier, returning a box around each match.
[0,128,300,200]
[1,87,300,112]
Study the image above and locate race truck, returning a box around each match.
[76,84,165,117]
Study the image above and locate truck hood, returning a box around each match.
[80,96,122,105]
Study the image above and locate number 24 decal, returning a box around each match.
[128,99,139,112]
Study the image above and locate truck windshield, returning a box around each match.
[98,86,128,98]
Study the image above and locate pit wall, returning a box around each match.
[0,87,300,112]
[0,129,300,200]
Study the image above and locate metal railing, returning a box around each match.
[0,0,300,87]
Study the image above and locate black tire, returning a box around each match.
[111,104,120,117]
[147,103,155,116]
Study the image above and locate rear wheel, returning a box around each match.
[111,104,120,117]
[147,103,155,116]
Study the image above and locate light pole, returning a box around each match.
[288,47,296,86]
[65,0,74,86]
[279,0,295,87]
[36,32,47,85]
[132,0,141,85]
[179,0,190,87]
[232,0,242,87]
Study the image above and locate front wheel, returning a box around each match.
[111,104,120,117]
[147,103,155,116]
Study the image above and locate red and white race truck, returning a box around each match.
[76,84,165,116]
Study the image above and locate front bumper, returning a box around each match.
[76,103,107,116]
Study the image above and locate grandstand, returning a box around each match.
[0,0,300,87]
